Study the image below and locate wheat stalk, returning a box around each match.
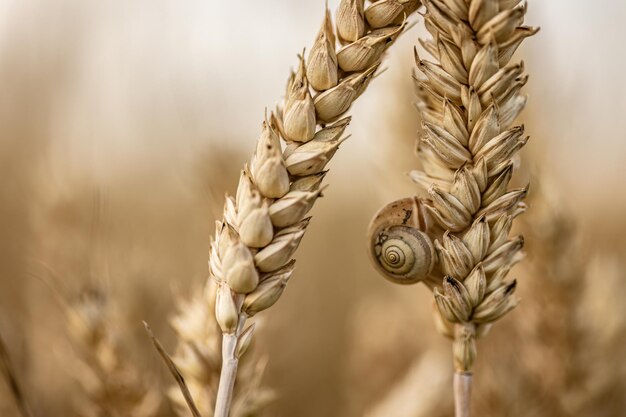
[0,329,33,417]
[407,1,537,415]
[201,2,421,416]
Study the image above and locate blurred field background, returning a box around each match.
[0,1,625,416]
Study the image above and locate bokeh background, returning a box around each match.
[1,1,625,416]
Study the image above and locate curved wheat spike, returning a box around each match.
[166,2,423,417]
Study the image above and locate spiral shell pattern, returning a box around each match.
[368,197,436,285]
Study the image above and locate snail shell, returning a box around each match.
[367,197,436,285]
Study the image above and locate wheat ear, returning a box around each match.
[65,287,160,417]
[208,2,421,416]
[168,280,273,417]
[478,180,626,416]
[408,1,537,415]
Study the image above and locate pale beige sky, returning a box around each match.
[0,0,624,221]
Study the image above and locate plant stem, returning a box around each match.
[453,372,472,417]
[214,333,239,417]
[452,323,475,417]
[0,331,34,417]
[214,313,247,417]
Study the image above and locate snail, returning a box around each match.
[367,197,437,285]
